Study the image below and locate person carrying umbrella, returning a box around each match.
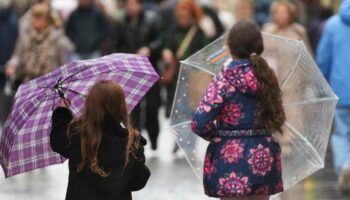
[191,21,285,199]
[0,53,158,178]
[50,80,150,200]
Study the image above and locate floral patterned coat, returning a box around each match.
[191,59,283,198]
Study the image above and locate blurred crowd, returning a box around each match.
[1,0,350,193]
[0,0,339,146]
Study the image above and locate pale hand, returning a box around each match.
[59,98,71,108]
[5,66,16,78]
[137,47,151,57]
[162,49,175,65]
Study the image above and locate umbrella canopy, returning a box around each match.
[169,33,338,192]
[0,53,159,177]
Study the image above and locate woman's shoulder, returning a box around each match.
[49,28,74,50]
[262,23,277,33]
[291,23,307,34]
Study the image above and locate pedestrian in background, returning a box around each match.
[50,81,150,200]
[317,0,350,194]
[161,0,209,118]
[0,0,18,126]
[308,5,333,53]
[5,3,73,89]
[161,0,209,153]
[19,0,62,36]
[263,0,312,53]
[66,0,109,60]
[113,0,162,150]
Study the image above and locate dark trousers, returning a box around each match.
[131,83,161,149]
[0,91,14,125]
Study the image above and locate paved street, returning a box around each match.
[0,108,349,200]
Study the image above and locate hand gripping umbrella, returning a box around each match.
[0,53,159,177]
[169,33,338,193]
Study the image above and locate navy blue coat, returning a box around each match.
[0,7,18,88]
[66,7,109,54]
[192,60,283,197]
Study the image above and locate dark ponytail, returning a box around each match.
[227,21,285,133]
[250,54,285,133]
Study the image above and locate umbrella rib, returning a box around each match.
[169,66,186,119]
[62,70,136,85]
[180,61,216,76]
[283,122,324,167]
[169,121,192,129]
[60,62,118,84]
[280,42,303,89]
[169,128,203,183]
[58,87,87,97]
[284,97,338,107]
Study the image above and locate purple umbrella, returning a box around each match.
[0,53,159,177]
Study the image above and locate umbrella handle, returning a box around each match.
[57,89,65,98]
[53,78,70,107]
[54,78,65,98]
[59,97,71,108]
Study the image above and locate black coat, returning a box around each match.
[0,7,18,89]
[113,11,162,70]
[66,7,109,54]
[50,107,150,200]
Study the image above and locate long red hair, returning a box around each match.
[68,81,140,177]
[176,0,204,22]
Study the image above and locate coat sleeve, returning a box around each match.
[6,35,24,69]
[148,14,163,55]
[57,35,75,66]
[97,11,109,44]
[191,73,227,141]
[298,26,313,56]
[65,13,75,45]
[316,19,333,81]
[112,21,125,53]
[129,136,151,191]
[50,107,74,158]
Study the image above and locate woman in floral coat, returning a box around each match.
[192,21,286,200]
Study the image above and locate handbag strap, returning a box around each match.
[176,25,198,60]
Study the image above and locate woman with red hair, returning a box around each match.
[162,0,210,120]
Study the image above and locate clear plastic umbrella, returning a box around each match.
[169,33,338,193]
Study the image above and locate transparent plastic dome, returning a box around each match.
[169,33,338,196]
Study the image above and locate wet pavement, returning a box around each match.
[0,108,349,200]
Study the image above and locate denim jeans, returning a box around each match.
[331,107,350,174]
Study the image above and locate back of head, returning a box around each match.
[227,21,264,59]
[83,80,128,125]
[73,80,139,177]
[227,21,285,133]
